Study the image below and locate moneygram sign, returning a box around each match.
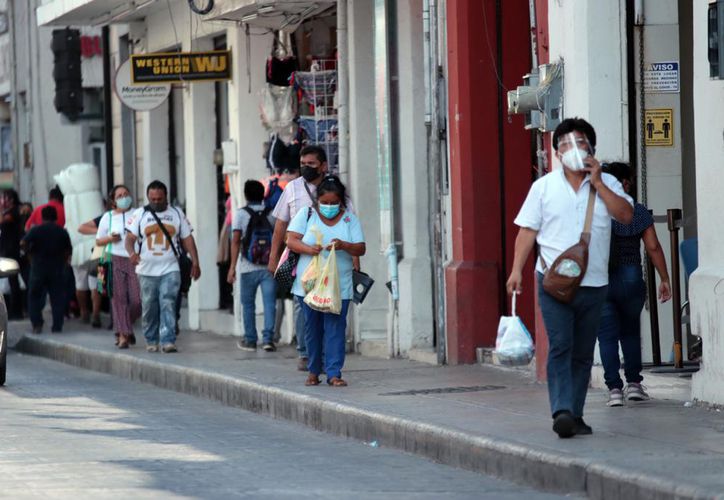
[130,50,231,83]
[115,60,170,111]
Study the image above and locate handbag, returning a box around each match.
[96,211,113,296]
[540,185,596,303]
[352,270,375,304]
[146,207,193,293]
[274,207,313,294]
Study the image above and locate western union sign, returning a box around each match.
[130,50,231,83]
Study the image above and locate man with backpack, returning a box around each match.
[228,180,277,352]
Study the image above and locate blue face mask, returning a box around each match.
[319,203,341,219]
[116,196,132,210]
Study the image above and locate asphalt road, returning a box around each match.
[0,352,573,499]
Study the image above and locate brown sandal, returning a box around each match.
[327,377,348,387]
[117,334,129,349]
[305,374,321,386]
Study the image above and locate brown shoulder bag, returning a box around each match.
[540,186,597,303]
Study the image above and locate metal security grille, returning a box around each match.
[380,385,506,396]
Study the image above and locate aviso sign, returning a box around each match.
[130,50,232,83]
[114,60,171,111]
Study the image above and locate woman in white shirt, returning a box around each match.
[96,185,141,349]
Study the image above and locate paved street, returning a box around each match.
[0,353,570,500]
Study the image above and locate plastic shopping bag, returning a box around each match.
[304,246,342,314]
[301,226,324,293]
[494,293,534,366]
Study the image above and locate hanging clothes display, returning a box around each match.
[260,83,297,137]
[266,132,302,172]
[266,56,297,86]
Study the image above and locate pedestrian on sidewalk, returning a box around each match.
[125,181,201,353]
[268,146,355,371]
[597,162,671,407]
[96,185,142,350]
[21,206,72,334]
[506,118,633,438]
[78,214,107,328]
[227,180,277,352]
[286,175,365,387]
[0,189,25,319]
[24,187,65,231]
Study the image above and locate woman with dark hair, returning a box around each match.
[0,189,24,319]
[598,162,671,407]
[95,185,141,349]
[286,175,366,387]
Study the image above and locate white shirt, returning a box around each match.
[271,176,355,222]
[232,203,275,274]
[514,170,633,287]
[125,206,193,277]
[96,210,131,257]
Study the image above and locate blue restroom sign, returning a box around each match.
[643,61,679,93]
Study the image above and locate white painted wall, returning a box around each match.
[690,0,724,405]
[347,0,388,352]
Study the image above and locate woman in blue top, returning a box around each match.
[286,176,366,387]
[598,162,671,407]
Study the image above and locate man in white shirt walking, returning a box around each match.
[125,181,201,353]
[506,118,633,438]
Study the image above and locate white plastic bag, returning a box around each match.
[495,293,534,366]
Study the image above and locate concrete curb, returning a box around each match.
[15,335,720,500]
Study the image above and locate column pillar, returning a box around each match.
[183,37,218,329]
[444,0,504,364]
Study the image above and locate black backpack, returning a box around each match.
[242,207,273,265]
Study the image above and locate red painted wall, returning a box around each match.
[445,0,534,364]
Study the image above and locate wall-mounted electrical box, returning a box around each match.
[709,0,724,79]
[507,60,564,132]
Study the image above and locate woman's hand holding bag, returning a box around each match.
[304,245,342,314]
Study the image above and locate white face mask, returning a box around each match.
[561,148,590,171]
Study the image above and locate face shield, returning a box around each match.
[558,133,594,171]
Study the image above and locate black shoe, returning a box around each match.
[237,340,257,352]
[574,417,592,435]
[552,411,577,438]
[32,325,42,334]
[91,317,102,328]
[51,327,62,333]
[262,342,277,352]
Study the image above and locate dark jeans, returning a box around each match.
[596,264,646,390]
[538,273,607,418]
[28,266,67,331]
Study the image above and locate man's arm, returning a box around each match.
[594,182,633,224]
[585,158,633,224]
[181,236,201,280]
[125,233,140,266]
[506,227,538,295]
[267,219,289,273]
[227,231,241,284]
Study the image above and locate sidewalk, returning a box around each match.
[9,321,724,500]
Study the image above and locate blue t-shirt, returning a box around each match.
[288,208,365,300]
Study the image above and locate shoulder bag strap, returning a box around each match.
[303,181,317,208]
[581,185,597,244]
[147,208,181,260]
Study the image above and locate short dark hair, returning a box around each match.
[49,186,63,202]
[41,205,58,221]
[552,117,597,153]
[244,180,265,203]
[300,145,327,164]
[602,161,633,184]
[2,189,19,206]
[146,180,168,196]
[317,175,347,208]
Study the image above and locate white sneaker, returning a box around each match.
[625,383,650,401]
[607,388,624,407]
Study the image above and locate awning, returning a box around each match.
[205,0,336,30]
[37,0,164,27]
